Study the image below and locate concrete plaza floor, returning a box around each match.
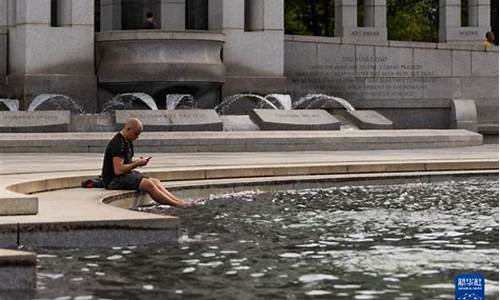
[1,144,497,176]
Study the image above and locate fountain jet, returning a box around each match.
[28,94,83,113]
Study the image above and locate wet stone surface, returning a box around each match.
[14,179,499,300]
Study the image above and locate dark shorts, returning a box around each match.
[106,171,147,190]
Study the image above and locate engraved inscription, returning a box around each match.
[460,30,478,36]
[351,30,380,36]
[0,111,70,127]
[115,110,222,127]
[289,54,431,99]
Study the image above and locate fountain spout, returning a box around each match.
[215,94,279,115]
[101,93,158,112]
[28,94,83,113]
[293,94,356,112]
[0,99,19,111]
[166,94,196,110]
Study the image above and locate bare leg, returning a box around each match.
[150,178,182,201]
[150,178,193,207]
[139,178,185,207]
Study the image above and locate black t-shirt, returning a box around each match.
[101,133,134,186]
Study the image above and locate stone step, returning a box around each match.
[0,190,37,216]
[0,129,483,153]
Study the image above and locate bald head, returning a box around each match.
[124,118,143,131]
[121,118,143,141]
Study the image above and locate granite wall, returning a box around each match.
[6,0,97,111]
[285,35,498,131]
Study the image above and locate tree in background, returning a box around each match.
[285,0,497,43]
[285,0,335,36]
[386,0,439,42]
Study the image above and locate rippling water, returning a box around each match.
[21,179,500,299]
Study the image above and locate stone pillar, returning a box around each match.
[161,0,185,31]
[208,0,223,31]
[100,0,122,31]
[58,0,73,26]
[365,0,386,28]
[439,0,490,43]
[335,0,387,42]
[7,0,97,111]
[0,0,7,95]
[219,0,286,97]
[334,0,357,37]
[468,0,490,28]
[245,0,264,31]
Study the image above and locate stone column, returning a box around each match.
[365,0,386,28]
[100,0,122,31]
[58,0,73,26]
[7,0,97,111]
[161,0,185,31]
[439,0,490,43]
[0,0,7,95]
[219,0,286,97]
[334,0,357,37]
[208,0,223,31]
[468,0,490,29]
[245,0,264,31]
[335,0,387,42]
[439,0,460,42]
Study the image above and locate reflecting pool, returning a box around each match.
[28,179,499,299]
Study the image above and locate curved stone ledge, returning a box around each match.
[102,170,499,209]
[96,31,225,42]
[97,31,225,84]
[5,159,498,195]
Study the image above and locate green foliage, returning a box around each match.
[285,0,335,36]
[285,0,440,42]
[284,0,310,35]
[386,0,439,42]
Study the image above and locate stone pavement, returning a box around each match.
[1,144,497,176]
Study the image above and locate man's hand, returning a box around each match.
[135,157,149,167]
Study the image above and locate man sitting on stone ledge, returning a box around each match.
[101,118,193,208]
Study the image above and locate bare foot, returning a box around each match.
[177,200,196,208]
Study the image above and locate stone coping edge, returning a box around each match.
[105,170,499,209]
[6,159,498,195]
[96,30,225,42]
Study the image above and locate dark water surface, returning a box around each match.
[26,179,499,299]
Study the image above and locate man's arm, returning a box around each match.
[113,156,148,176]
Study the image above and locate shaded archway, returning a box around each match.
[492,0,499,45]
[186,0,208,30]
[121,0,160,30]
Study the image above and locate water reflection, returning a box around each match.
[31,179,498,299]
